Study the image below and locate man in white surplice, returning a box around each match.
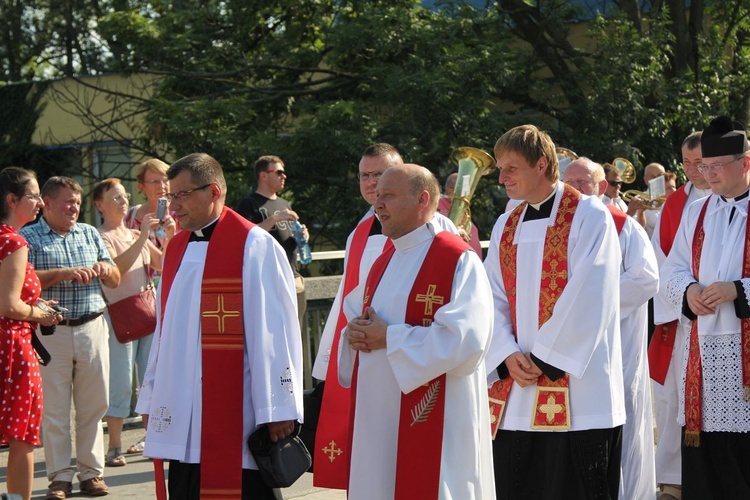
[338,164,495,499]
[485,125,626,499]
[564,157,659,500]
[661,116,750,498]
[136,153,303,499]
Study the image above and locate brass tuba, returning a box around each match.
[447,147,497,234]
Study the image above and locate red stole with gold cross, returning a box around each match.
[684,197,750,447]
[351,230,467,499]
[488,185,580,436]
[159,207,253,499]
[648,184,690,384]
[314,215,393,489]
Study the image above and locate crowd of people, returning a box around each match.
[1,114,749,500]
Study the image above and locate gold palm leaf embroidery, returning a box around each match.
[410,380,441,426]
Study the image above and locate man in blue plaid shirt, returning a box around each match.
[21,176,120,499]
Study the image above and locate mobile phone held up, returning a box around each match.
[157,197,168,221]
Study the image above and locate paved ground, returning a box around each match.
[0,425,345,499]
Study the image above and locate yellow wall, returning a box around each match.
[32,73,158,147]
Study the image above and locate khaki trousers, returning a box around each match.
[38,315,110,482]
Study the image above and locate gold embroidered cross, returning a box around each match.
[538,394,564,424]
[202,294,241,333]
[541,260,567,290]
[322,440,343,462]
[415,284,444,316]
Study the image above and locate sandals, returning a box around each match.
[126,437,146,455]
[105,447,127,467]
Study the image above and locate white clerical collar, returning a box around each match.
[392,220,436,253]
[193,216,220,239]
[721,188,749,204]
[529,187,557,211]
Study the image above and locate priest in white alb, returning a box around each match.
[563,157,659,500]
[338,164,494,499]
[311,144,458,489]
[661,116,750,499]
[484,125,626,499]
[136,153,303,500]
[649,130,711,500]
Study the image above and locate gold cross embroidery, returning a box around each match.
[538,394,564,424]
[322,440,343,462]
[415,284,444,316]
[202,294,241,333]
[541,260,567,291]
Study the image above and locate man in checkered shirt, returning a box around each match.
[21,176,120,499]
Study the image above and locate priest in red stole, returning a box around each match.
[311,144,458,489]
[337,164,495,499]
[563,157,659,500]
[136,153,303,500]
[649,131,712,499]
[661,116,750,498]
[484,125,625,499]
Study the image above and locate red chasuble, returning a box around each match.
[489,185,580,436]
[648,185,690,384]
[314,215,393,489]
[159,208,254,499]
[684,198,750,446]
[350,231,467,499]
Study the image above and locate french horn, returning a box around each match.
[447,147,497,235]
[612,157,636,184]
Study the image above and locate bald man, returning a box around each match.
[564,158,659,500]
[311,145,458,489]
[339,164,495,499]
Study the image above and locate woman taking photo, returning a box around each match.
[93,178,174,467]
[0,166,61,500]
[125,159,170,283]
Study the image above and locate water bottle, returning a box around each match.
[291,220,313,265]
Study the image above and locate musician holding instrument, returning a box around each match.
[438,172,482,254]
[602,162,630,212]
[626,162,667,237]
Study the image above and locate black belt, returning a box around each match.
[59,311,104,327]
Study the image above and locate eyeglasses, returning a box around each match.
[112,193,131,203]
[607,180,623,187]
[265,169,286,177]
[697,157,742,174]
[358,171,384,182]
[24,193,43,202]
[165,184,211,201]
[143,179,169,185]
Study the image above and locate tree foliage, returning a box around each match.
[3,0,750,251]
